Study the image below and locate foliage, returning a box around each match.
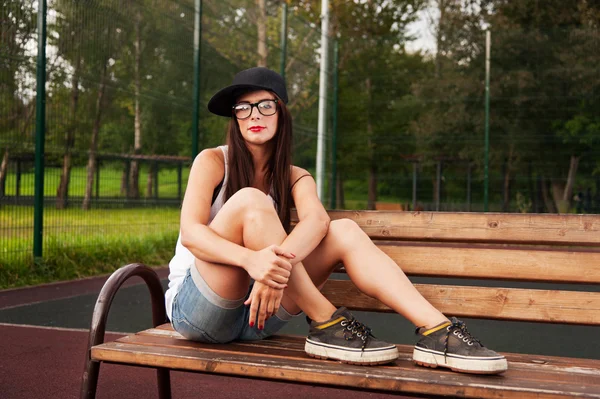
[1,0,600,279]
[0,206,179,288]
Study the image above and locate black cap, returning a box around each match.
[207,67,289,117]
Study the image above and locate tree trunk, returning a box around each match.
[562,155,579,203]
[367,165,377,210]
[146,165,154,198]
[0,149,9,198]
[57,53,81,209]
[550,155,579,213]
[540,176,557,213]
[256,0,268,67]
[365,77,377,210]
[434,0,447,79]
[83,58,108,210]
[528,162,537,213]
[129,9,143,199]
[121,166,128,196]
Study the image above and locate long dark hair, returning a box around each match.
[225,93,293,232]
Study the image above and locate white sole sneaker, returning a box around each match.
[412,346,508,374]
[305,338,399,365]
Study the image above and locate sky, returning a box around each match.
[405,6,438,55]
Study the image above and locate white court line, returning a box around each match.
[0,322,129,335]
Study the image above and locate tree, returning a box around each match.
[0,1,37,197]
[410,0,600,212]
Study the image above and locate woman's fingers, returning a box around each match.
[274,257,292,271]
[248,292,259,328]
[273,292,283,317]
[265,296,275,319]
[247,283,287,329]
[266,280,287,290]
[272,266,291,280]
[257,295,269,329]
[269,273,288,284]
[270,245,296,261]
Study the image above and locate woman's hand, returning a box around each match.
[244,282,285,330]
[244,245,294,289]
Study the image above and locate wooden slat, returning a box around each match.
[91,340,600,399]
[118,334,307,358]
[321,280,600,325]
[134,326,600,372]
[293,211,600,246]
[374,241,600,283]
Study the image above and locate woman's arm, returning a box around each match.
[179,148,292,289]
[179,148,252,267]
[278,166,331,264]
[244,167,329,327]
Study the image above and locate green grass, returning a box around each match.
[3,166,190,198]
[0,206,181,289]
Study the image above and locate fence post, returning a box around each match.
[95,160,100,204]
[33,0,48,261]
[412,162,418,210]
[435,161,442,211]
[177,163,183,202]
[16,159,21,199]
[484,30,491,212]
[124,160,130,206]
[316,0,330,201]
[192,0,203,159]
[330,40,339,209]
[153,162,158,202]
[279,1,287,80]
[467,162,472,212]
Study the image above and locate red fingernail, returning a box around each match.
[259,325,264,330]
[249,321,254,327]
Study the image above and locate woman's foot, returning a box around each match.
[304,307,399,365]
[412,317,508,374]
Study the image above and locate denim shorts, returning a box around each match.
[171,265,296,343]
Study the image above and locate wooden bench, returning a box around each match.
[81,210,600,399]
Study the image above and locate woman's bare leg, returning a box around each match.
[195,187,335,322]
[281,218,448,329]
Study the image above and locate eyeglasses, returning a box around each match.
[232,99,278,120]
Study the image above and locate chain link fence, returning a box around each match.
[0,0,334,283]
[2,0,599,285]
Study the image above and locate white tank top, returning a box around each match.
[164,145,274,320]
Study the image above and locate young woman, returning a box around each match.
[165,67,507,374]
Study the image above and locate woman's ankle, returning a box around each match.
[307,304,337,323]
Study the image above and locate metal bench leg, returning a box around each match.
[80,263,172,399]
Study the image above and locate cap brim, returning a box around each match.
[207,84,276,117]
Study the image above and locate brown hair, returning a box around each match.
[224,93,293,232]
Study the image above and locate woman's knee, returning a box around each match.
[229,188,279,225]
[328,218,367,248]
[229,187,274,212]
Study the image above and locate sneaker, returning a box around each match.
[304,307,399,365]
[412,317,508,374]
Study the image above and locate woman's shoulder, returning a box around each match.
[194,146,226,167]
[190,147,226,182]
[290,166,314,189]
[290,165,312,179]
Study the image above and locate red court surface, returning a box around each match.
[0,324,419,399]
[0,271,418,399]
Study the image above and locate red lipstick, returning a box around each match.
[249,126,265,132]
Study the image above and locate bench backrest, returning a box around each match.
[310,211,600,326]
